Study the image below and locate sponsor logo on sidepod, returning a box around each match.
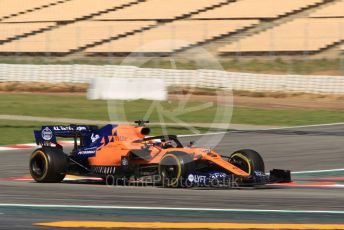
[91,133,100,143]
[194,175,207,183]
[187,174,206,183]
[188,174,195,182]
[78,150,95,155]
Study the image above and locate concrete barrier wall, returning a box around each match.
[1,64,344,94]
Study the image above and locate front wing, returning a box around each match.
[183,169,291,187]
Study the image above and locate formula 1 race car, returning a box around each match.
[29,121,291,187]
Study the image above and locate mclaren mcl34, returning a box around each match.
[30,121,291,187]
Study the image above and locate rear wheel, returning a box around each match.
[29,147,68,183]
[159,152,194,188]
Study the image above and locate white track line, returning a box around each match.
[0,147,12,151]
[325,184,344,188]
[292,168,344,174]
[0,204,343,214]
[248,122,344,131]
[178,131,227,137]
[178,122,344,137]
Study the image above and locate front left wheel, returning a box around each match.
[229,149,265,176]
[229,149,265,185]
[29,147,68,183]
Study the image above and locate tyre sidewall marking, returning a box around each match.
[30,150,49,181]
[231,153,252,175]
[159,154,182,187]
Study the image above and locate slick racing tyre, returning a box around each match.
[229,149,265,177]
[29,147,68,183]
[159,151,194,188]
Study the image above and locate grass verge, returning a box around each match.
[1,93,344,145]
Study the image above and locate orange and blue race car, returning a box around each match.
[29,121,291,187]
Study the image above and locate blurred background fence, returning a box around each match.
[1,64,344,94]
[1,0,344,95]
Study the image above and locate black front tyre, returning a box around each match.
[229,149,265,175]
[229,149,265,185]
[29,147,68,183]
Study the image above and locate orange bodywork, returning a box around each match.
[88,125,250,177]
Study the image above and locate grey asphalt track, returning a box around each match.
[0,124,343,229]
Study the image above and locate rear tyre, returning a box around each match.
[229,149,265,176]
[29,147,68,183]
[159,151,194,188]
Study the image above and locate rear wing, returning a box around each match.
[34,125,98,145]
